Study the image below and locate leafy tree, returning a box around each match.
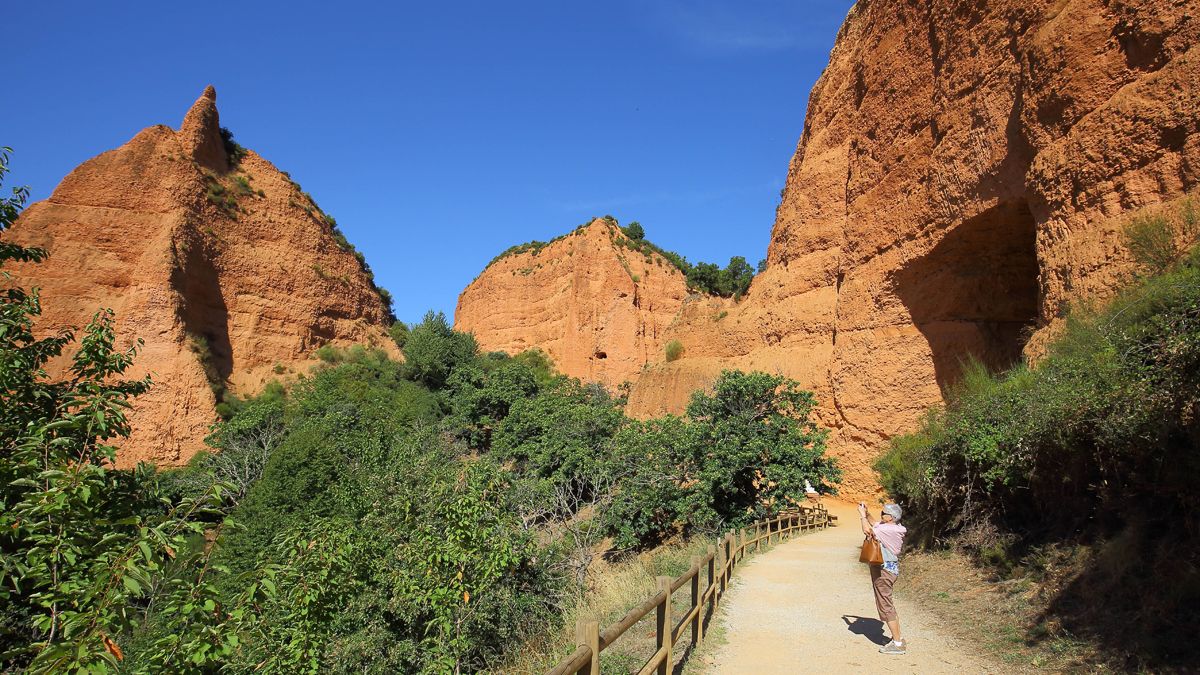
[388,320,409,348]
[606,371,839,548]
[218,347,439,574]
[686,261,722,295]
[402,311,478,389]
[720,255,754,298]
[603,416,691,549]
[684,371,838,523]
[510,348,557,388]
[447,358,542,451]
[622,221,645,240]
[491,379,625,500]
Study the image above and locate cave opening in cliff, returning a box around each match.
[893,199,1039,392]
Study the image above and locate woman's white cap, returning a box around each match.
[882,503,903,521]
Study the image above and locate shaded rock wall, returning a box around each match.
[2,87,395,466]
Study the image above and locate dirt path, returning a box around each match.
[705,501,1009,674]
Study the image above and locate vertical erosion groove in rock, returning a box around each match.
[2,86,397,467]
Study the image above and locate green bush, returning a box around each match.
[491,378,626,498]
[401,310,478,389]
[665,339,684,362]
[447,356,546,451]
[219,126,247,166]
[1122,198,1197,275]
[605,371,840,548]
[388,319,409,348]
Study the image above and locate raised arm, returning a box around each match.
[857,502,877,536]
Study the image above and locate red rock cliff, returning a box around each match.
[629,0,1199,499]
[2,86,396,466]
[458,0,1199,499]
[455,220,690,388]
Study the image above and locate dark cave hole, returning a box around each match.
[892,199,1039,393]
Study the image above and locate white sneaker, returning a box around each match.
[879,640,907,655]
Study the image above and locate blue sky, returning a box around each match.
[6,1,854,325]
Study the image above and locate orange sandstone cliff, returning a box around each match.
[2,86,395,466]
[460,0,1200,499]
[455,220,690,389]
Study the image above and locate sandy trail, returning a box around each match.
[706,501,1008,674]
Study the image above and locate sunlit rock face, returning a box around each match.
[462,0,1199,499]
[456,219,690,389]
[3,86,396,466]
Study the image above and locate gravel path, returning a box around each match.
[706,501,1009,674]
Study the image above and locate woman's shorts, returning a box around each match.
[871,565,898,622]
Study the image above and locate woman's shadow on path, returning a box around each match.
[841,615,889,646]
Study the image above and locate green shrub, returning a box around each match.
[204,352,556,672]
[388,320,409,348]
[314,343,343,363]
[401,311,478,389]
[1123,198,1198,275]
[491,379,625,497]
[232,174,254,197]
[205,178,239,217]
[605,371,840,548]
[665,340,684,362]
[219,126,247,166]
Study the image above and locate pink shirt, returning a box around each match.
[872,522,906,556]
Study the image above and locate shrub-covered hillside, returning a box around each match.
[875,196,1200,669]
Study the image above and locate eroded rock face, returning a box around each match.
[455,220,690,388]
[630,0,1199,499]
[460,0,1199,499]
[2,87,395,466]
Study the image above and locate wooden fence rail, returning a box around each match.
[546,503,834,675]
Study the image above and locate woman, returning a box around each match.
[858,502,907,655]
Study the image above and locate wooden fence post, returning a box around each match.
[724,532,733,584]
[690,556,703,644]
[718,533,726,593]
[575,619,599,675]
[656,576,673,675]
[707,544,717,615]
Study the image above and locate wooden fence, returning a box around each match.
[546,503,835,675]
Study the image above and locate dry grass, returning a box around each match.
[489,539,713,674]
[900,549,1102,672]
[494,525,814,675]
